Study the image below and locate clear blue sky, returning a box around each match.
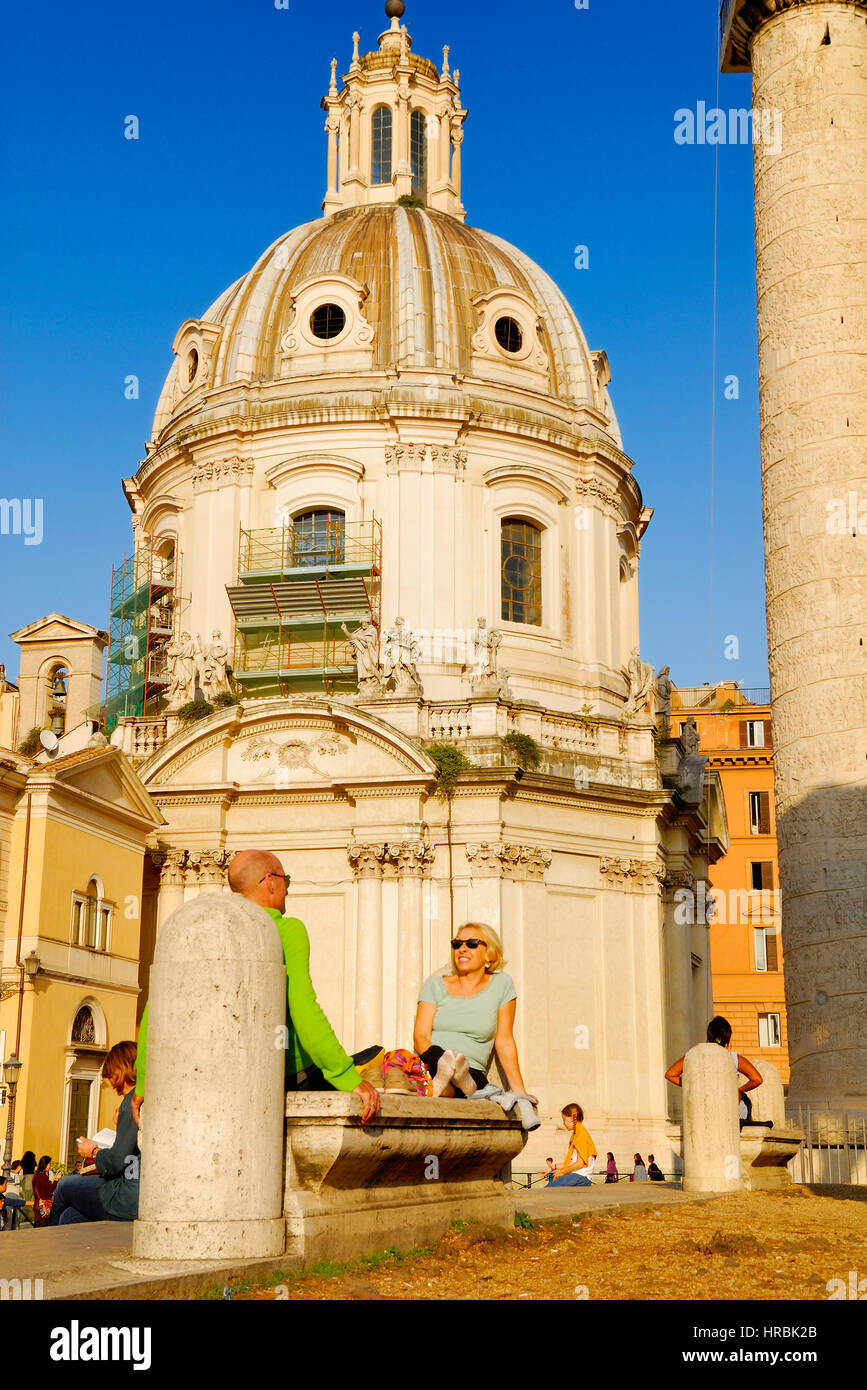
[0,0,768,691]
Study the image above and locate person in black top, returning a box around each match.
[49,1042,141,1225]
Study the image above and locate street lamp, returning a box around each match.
[2,1054,23,1181]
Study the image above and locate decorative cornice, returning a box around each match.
[599,855,667,892]
[465,842,553,881]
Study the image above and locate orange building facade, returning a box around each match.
[671,682,789,1083]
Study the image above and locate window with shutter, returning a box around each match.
[749,791,771,835]
[754,926,768,971]
[765,929,780,971]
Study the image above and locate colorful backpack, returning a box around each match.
[381,1048,433,1097]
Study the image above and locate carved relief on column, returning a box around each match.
[148,847,187,888]
[465,842,552,881]
[599,856,667,893]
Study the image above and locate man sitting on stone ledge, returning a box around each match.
[135,849,382,1123]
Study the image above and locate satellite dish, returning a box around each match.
[39,730,59,756]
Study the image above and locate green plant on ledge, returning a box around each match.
[212,691,241,709]
[17,726,44,757]
[397,194,426,209]
[175,699,214,724]
[502,731,541,771]
[427,742,475,799]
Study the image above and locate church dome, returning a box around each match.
[151,204,621,448]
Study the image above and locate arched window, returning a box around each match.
[291,510,346,569]
[71,876,112,952]
[71,1006,96,1044]
[371,105,393,185]
[47,664,68,735]
[410,110,427,199]
[152,536,176,585]
[501,518,542,626]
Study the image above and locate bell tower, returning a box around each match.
[321,0,467,219]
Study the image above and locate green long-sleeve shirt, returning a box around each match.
[135,907,362,1095]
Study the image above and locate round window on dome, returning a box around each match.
[495,316,523,354]
[309,303,347,341]
[187,347,199,384]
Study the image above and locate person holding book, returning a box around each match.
[49,1041,141,1225]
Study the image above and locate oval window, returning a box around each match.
[309,304,347,341]
[187,347,199,384]
[495,316,523,354]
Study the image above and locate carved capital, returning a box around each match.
[600,856,666,892]
[185,848,231,885]
[575,476,620,516]
[382,839,436,878]
[347,842,387,879]
[149,847,187,888]
[466,842,552,881]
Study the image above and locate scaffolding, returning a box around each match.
[104,540,186,729]
[228,517,382,696]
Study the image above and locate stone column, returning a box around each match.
[150,849,187,932]
[682,1042,743,1194]
[325,111,339,196]
[394,840,435,1051]
[348,843,385,1051]
[133,895,286,1260]
[724,0,867,1107]
[450,123,463,202]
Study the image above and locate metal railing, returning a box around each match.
[239,519,382,577]
[787,1106,867,1186]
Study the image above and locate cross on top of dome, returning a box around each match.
[321,2,467,221]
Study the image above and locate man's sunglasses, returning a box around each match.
[451,937,486,950]
[260,872,291,887]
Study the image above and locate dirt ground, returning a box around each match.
[222,1186,866,1302]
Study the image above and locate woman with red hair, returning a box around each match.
[49,1041,141,1226]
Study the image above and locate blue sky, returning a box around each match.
[0,0,767,691]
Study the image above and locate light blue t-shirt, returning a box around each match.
[418,971,517,1072]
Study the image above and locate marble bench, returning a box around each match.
[284,1092,528,1262]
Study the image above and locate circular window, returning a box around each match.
[503,554,533,591]
[309,303,347,341]
[495,316,523,354]
[187,347,199,384]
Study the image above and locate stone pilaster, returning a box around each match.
[348,843,387,1050]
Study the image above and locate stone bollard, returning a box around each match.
[749,1059,786,1129]
[133,894,286,1261]
[682,1042,743,1194]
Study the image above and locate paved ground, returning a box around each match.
[517,1180,710,1221]
[0,1181,717,1301]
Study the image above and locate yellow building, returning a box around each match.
[0,617,161,1167]
[671,682,788,1082]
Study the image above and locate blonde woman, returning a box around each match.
[413,922,535,1100]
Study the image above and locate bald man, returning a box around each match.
[135,849,381,1123]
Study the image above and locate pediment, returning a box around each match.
[140,699,436,791]
[50,749,162,827]
[10,613,108,646]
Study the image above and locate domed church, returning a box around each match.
[108,1,727,1163]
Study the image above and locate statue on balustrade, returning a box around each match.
[462,617,512,700]
[621,646,654,717]
[198,629,232,702]
[341,617,382,693]
[165,631,198,708]
[380,616,423,697]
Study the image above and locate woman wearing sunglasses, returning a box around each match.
[413,923,536,1101]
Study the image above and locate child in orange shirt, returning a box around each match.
[547,1102,597,1187]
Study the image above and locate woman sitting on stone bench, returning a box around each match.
[665,1015,768,1127]
[413,923,536,1102]
[49,1041,141,1226]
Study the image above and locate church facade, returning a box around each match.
[107,3,727,1164]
